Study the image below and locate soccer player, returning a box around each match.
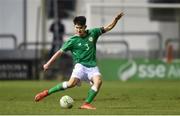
[35,12,124,110]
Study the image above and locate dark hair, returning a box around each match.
[73,16,86,26]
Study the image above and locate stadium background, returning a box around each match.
[1,0,180,115]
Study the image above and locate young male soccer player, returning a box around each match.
[35,12,124,110]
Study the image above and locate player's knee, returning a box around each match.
[94,78,102,87]
[98,78,102,86]
[67,82,76,88]
[67,79,78,88]
[92,79,102,91]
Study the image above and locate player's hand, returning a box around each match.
[115,12,124,21]
[43,64,49,72]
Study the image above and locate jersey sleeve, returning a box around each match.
[90,28,104,41]
[60,38,73,52]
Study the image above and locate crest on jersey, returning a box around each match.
[89,37,93,42]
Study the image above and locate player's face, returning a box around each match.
[74,24,86,37]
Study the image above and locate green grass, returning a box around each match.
[1,80,180,115]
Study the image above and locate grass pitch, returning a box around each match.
[0,80,180,115]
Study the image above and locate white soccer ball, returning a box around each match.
[59,95,74,108]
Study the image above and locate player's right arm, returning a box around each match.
[43,50,63,71]
[43,38,73,71]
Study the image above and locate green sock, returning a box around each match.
[85,88,97,103]
[48,83,65,95]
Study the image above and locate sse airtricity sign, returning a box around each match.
[118,59,180,81]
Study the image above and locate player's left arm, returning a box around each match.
[102,12,124,33]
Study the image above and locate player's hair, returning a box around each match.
[73,16,86,26]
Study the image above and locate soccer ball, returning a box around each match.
[59,95,74,108]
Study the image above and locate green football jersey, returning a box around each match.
[60,28,103,67]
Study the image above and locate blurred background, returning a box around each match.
[0,0,180,81]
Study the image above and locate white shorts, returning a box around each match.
[70,63,101,85]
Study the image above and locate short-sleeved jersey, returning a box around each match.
[60,28,103,67]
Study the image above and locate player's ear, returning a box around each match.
[84,25,87,29]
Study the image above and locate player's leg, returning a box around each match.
[35,63,84,102]
[80,75,102,109]
[80,66,102,110]
[48,77,80,94]
[34,78,79,102]
[85,75,102,103]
